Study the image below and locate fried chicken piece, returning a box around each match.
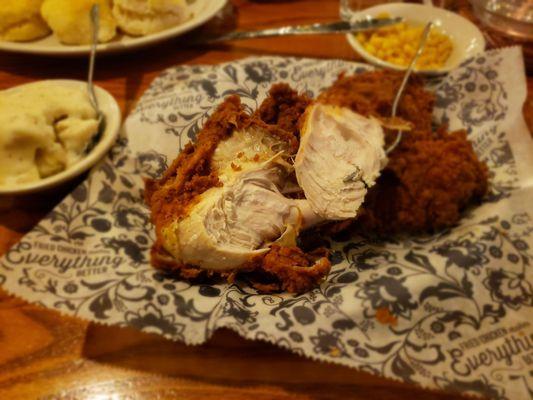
[359,127,488,233]
[147,71,487,292]
[145,95,249,232]
[146,88,329,293]
[319,71,488,233]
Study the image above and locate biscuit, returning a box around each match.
[41,0,116,45]
[0,0,50,42]
[113,0,189,36]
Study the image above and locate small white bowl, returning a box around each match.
[346,3,486,75]
[0,80,121,195]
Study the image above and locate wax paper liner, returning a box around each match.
[2,47,532,399]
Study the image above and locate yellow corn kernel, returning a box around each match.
[358,18,453,70]
[369,35,382,47]
[376,12,391,19]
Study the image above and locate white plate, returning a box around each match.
[0,0,226,56]
[0,80,121,195]
[346,3,486,75]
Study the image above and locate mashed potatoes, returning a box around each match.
[0,81,99,187]
[0,0,50,42]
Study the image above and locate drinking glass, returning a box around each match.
[471,0,533,40]
[340,0,359,20]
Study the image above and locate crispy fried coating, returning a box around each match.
[254,83,312,139]
[243,246,331,293]
[319,71,488,233]
[359,127,488,233]
[257,246,330,293]
[151,243,331,293]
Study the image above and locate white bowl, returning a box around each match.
[0,80,121,195]
[346,3,486,75]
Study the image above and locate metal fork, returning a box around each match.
[85,4,106,154]
[386,22,433,154]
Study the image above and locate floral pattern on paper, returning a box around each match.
[1,50,531,400]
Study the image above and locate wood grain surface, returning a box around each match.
[0,1,531,399]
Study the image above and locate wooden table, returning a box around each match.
[0,1,531,399]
